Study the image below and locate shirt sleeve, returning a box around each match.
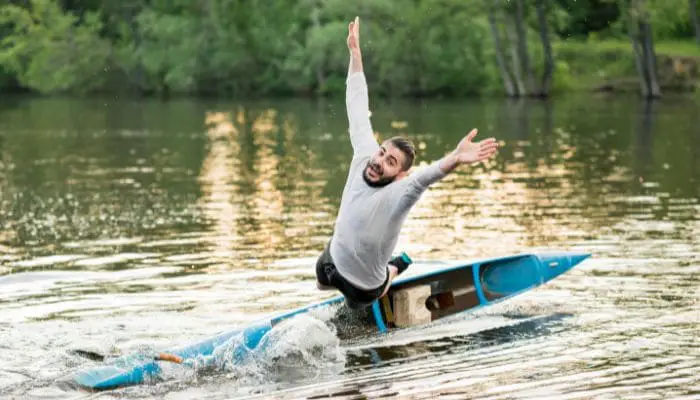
[404,160,447,192]
[346,72,379,158]
[391,159,447,213]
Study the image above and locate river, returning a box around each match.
[0,94,698,399]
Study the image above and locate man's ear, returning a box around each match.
[397,170,409,180]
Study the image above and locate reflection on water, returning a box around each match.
[0,94,698,399]
[198,110,244,268]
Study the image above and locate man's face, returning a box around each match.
[363,142,408,187]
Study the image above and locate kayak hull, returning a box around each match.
[73,251,590,390]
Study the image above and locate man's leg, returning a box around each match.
[379,253,412,298]
[316,281,335,291]
[380,265,399,298]
[316,241,338,291]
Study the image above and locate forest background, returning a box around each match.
[1,0,699,99]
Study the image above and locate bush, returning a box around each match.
[0,0,111,95]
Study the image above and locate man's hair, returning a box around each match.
[386,136,416,171]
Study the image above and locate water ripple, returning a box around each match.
[0,97,698,399]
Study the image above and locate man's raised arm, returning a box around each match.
[346,17,378,157]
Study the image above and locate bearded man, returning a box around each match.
[316,17,499,309]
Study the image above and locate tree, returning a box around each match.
[486,0,556,97]
[536,0,555,96]
[0,0,110,94]
[310,0,325,93]
[487,0,517,96]
[623,0,662,98]
[691,0,700,44]
[514,0,537,94]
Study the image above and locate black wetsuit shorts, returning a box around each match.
[315,241,390,310]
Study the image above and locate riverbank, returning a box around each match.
[555,39,700,94]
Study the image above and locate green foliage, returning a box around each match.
[0,0,697,97]
[132,9,201,93]
[646,0,695,39]
[555,0,621,37]
[550,60,575,93]
[0,0,110,94]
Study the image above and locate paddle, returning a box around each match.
[71,349,184,364]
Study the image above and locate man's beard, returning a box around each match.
[362,162,394,188]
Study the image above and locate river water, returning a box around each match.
[0,94,698,399]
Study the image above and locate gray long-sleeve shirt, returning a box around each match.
[329,71,447,290]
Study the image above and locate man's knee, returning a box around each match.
[317,281,334,291]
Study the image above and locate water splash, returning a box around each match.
[171,313,345,392]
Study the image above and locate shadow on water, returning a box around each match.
[346,313,572,368]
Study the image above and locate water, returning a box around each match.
[0,94,698,399]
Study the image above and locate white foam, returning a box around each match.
[174,312,346,388]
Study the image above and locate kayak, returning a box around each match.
[72,251,590,390]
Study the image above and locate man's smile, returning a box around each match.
[366,164,381,179]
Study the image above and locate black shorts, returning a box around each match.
[315,241,390,310]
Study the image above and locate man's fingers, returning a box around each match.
[478,149,498,160]
[348,21,357,49]
[480,143,499,153]
[351,17,359,39]
[478,145,499,156]
[465,128,478,142]
[348,17,359,45]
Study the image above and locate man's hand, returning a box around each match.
[347,16,363,73]
[438,129,499,174]
[347,16,360,53]
[453,129,499,165]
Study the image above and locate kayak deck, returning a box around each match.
[371,252,589,331]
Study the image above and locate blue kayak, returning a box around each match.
[73,251,590,390]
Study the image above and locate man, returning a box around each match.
[316,17,499,309]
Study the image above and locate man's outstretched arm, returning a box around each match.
[405,129,500,190]
[439,129,499,173]
[346,17,378,157]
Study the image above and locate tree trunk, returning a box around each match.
[629,28,650,97]
[126,4,145,94]
[626,2,651,97]
[487,0,516,97]
[536,0,554,96]
[640,21,662,97]
[514,0,535,95]
[690,0,700,45]
[310,1,324,92]
[505,22,526,96]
